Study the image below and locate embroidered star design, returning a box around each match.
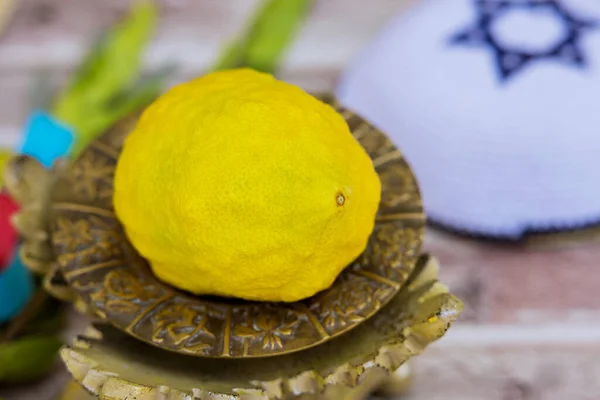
[450,0,598,82]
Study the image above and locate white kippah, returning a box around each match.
[337,0,600,238]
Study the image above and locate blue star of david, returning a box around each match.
[450,0,598,82]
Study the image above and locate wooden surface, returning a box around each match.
[2,1,600,399]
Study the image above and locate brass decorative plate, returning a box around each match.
[50,98,425,358]
[62,255,462,400]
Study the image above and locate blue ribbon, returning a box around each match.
[18,111,74,168]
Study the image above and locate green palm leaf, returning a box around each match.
[51,1,163,156]
[211,0,313,73]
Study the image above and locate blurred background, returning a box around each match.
[0,0,412,148]
[1,1,600,399]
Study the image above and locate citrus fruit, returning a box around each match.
[114,68,381,302]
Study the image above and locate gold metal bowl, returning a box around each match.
[8,97,425,358]
[62,255,462,400]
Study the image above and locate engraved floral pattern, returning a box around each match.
[314,277,395,331]
[69,152,114,201]
[53,218,93,251]
[360,225,422,281]
[90,270,141,314]
[89,270,164,317]
[53,216,124,268]
[105,269,140,299]
[234,313,299,350]
[151,303,214,350]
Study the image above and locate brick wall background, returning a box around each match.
[1,1,600,399]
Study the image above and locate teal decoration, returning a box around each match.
[0,250,34,323]
[19,111,73,168]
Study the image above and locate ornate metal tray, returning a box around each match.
[6,97,425,358]
[62,255,462,400]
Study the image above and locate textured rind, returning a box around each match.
[61,255,462,400]
[114,70,383,303]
